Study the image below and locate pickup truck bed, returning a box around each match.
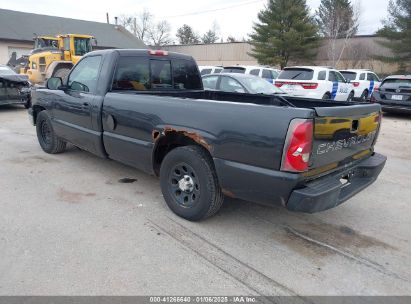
[29,49,386,221]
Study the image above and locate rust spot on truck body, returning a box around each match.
[160,126,213,152]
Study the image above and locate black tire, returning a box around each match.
[160,145,224,221]
[347,91,355,102]
[23,98,31,109]
[53,68,70,83]
[360,90,368,102]
[322,92,331,100]
[36,111,66,154]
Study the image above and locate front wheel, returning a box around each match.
[322,92,331,100]
[36,111,66,154]
[160,145,224,221]
[360,90,368,102]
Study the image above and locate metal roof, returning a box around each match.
[0,8,146,49]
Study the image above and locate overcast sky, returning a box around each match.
[0,0,389,42]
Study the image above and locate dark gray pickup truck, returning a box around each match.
[29,49,386,221]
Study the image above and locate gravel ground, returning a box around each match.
[0,106,410,296]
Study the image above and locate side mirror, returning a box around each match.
[71,81,89,92]
[46,77,63,90]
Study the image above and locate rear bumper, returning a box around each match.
[381,105,411,114]
[214,153,386,213]
[287,153,386,213]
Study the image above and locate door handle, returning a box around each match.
[82,102,90,107]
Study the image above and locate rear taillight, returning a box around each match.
[274,81,318,89]
[148,50,168,56]
[352,82,360,87]
[281,119,313,172]
[374,85,380,92]
[300,83,318,89]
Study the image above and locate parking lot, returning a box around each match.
[0,105,410,296]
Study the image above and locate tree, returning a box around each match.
[316,0,359,39]
[119,10,153,44]
[249,0,319,69]
[149,21,173,46]
[376,0,411,72]
[176,24,200,44]
[202,22,220,44]
[226,36,237,43]
[119,10,173,46]
[316,0,360,67]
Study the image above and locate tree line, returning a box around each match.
[119,0,410,72]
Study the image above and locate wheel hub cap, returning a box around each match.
[178,175,194,193]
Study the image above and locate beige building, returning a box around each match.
[162,36,403,75]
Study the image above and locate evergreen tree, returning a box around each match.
[249,0,319,69]
[202,30,219,44]
[376,0,411,72]
[176,25,200,45]
[316,0,358,38]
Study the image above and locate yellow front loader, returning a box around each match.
[12,34,95,84]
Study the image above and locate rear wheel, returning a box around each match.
[160,145,224,221]
[347,91,355,102]
[36,111,66,154]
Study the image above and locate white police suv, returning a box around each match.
[222,65,280,84]
[340,69,381,101]
[199,66,223,76]
[275,66,354,101]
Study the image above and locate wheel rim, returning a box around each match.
[168,162,200,208]
[40,120,52,145]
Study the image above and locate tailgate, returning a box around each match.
[310,104,381,170]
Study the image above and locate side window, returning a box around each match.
[63,37,70,51]
[250,69,260,76]
[219,76,246,93]
[172,59,202,90]
[328,71,337,82]
[335,72,346,83]
[200,69,212,75]
[151,60,172,89]
[202,76,219,90]
[318,70,326,80]
[214,68,223,74]
[368,73,380,81]
[68,56,102,93]
[359,73,366,80]
[112,56,150,91]
[262,69,272,79]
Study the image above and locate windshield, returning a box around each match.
[74,38,92,56]
[0,66,16,75]
[240,75,285,94]
[381,78,411,87]
[340,72,357,81]
[278,68,314,80]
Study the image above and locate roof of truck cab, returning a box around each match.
[84,49,195,60]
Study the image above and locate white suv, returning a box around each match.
[199,66,223,76]
[275,66,354,101]
[222,65,280,84]
[340,69,381,101]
